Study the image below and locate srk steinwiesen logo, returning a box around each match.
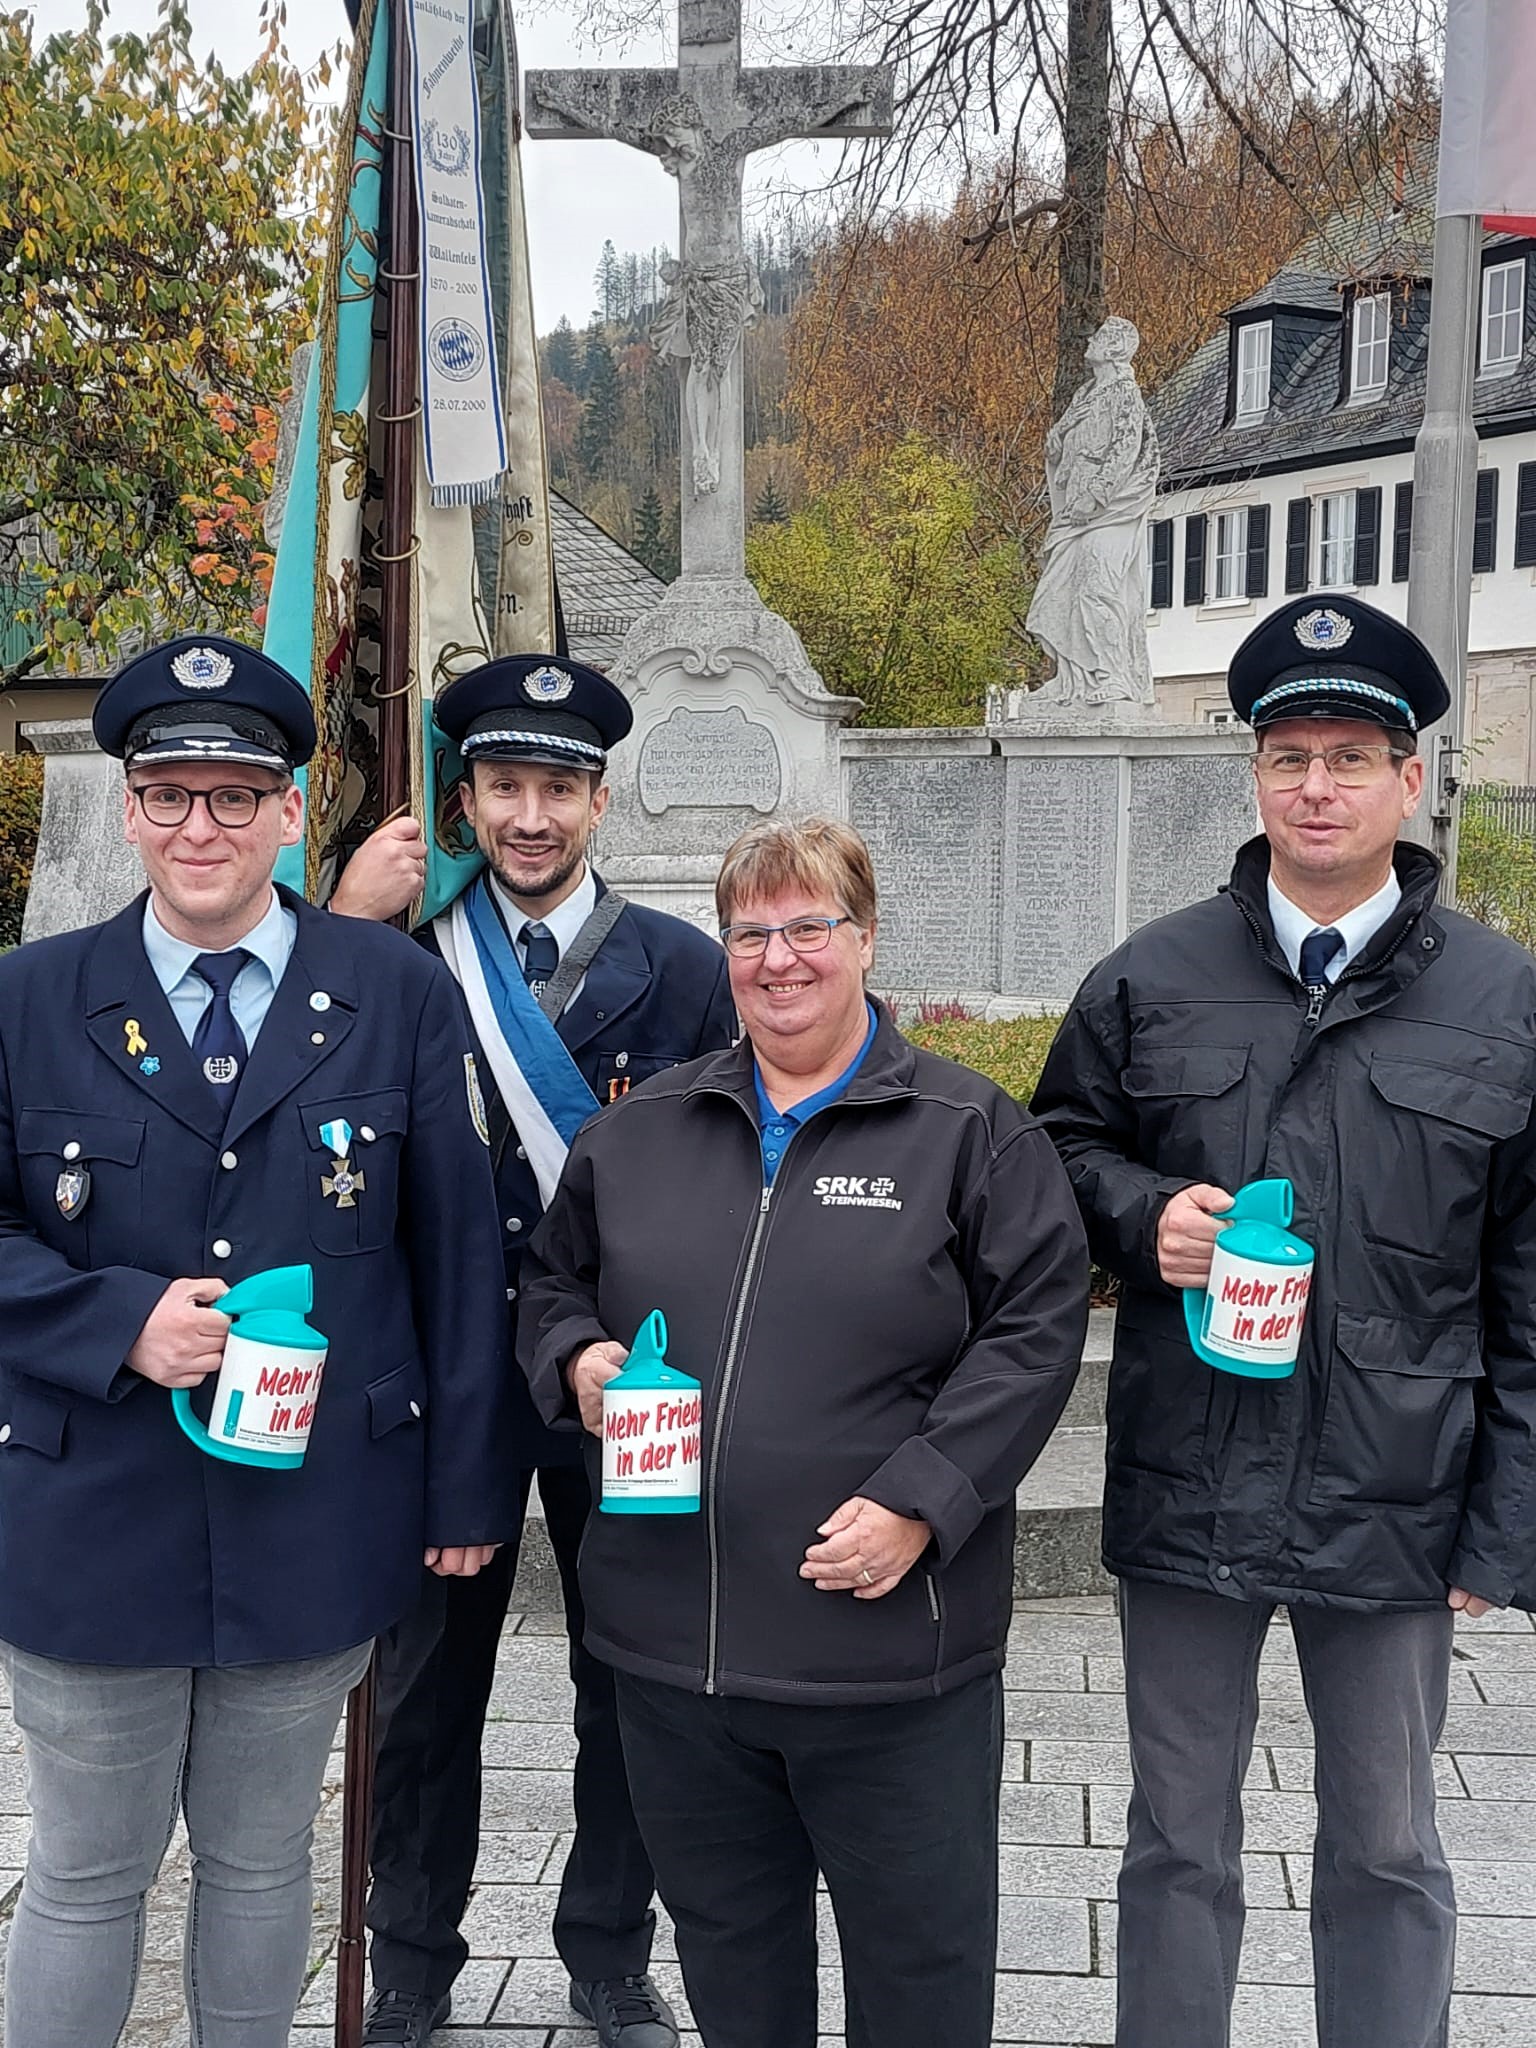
[815,1174,903,1212]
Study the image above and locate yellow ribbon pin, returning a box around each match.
[124,1019,149,1058]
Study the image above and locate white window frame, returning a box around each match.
[1319,490,1357,585]
[1211,506,1250,602]
[1481,258,1524,376]
[1235,321,1272,422]
[1350,291,1390,399]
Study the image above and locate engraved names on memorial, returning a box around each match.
[1001,756,1119,1003]
[1127,754,1254,933]
[848,756,1003,991]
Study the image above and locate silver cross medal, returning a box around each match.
[319,1118,366,1211]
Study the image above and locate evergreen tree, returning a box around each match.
[545,315,580,391]
[576,324,622,475]
[632,486,668,578]
[593,239,621,324]
[752,476,790,525]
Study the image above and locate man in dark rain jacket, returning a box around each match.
[1033,595,1536,2048]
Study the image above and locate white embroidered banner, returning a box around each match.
[405,0,509,505]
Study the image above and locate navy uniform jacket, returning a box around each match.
[424,879,736,1469]
[0,887,515,1667]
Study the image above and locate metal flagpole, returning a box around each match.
[336,4,420,2043]
[1404,210,1481,899]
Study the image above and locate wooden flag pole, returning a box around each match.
[336,4,421,2044]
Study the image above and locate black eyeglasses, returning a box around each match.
[131,785,282,829]
[718,916,854,959]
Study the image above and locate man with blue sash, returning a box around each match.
[331,654,735,2048]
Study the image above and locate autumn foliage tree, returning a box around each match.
[746,436,1029,727]
[787,95,1399,540]
[0,1,329,687]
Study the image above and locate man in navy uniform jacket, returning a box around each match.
[0,635,513,2048]
[331,652,735,2048]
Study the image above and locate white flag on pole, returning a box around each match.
[1438,0,1536,230]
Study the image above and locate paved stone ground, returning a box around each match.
[2,1596,1534,2046]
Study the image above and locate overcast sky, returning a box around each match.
[33,0,850,330]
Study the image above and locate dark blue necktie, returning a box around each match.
[519,921,558,1003]
[1299,926,1344,992]
[191,949,252,1107]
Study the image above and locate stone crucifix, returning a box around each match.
[526,0,892,579]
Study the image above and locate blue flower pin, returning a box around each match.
[140,1055,161,1077]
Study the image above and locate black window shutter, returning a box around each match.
[1353,485,1382,586]
[1284,498,1310,593]
[1515,463,1536,567]
[1150,518,1174,608]
[1184,512,1208,606]
[1392,481,1413,581]
[1473,467,1500,574]
[1245,503,1270,599]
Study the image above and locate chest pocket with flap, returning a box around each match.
[16,1109,145,1261]
[1120,1045,1251,1181]
[298,1090,408,1255]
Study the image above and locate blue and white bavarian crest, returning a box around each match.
[170,646,235,691]
[524,665,574,704]
[1293,607,1354,653]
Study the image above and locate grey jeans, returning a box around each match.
[1,1637,371,2048]
[1115,1578,1455,2048]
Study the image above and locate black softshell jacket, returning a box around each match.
[1032,837,1536,1613]
[518,1005,1089,1704]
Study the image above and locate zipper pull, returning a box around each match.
[1305,981,1326,1025]
[760,1186,772,1214]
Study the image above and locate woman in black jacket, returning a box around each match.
[519,818,1089,2048]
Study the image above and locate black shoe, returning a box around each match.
[360,1988,451,2046]
[570,1973,680,2047]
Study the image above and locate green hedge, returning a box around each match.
[906,1012,1063,1103]
[0,753,43,951]
[1456,791,1536,951]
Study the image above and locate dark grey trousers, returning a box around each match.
[1115,1577,1456,2048]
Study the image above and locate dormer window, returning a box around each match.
[1481,258,1525,375]
[1235,321,1271,422]
[1350,291,1390,400]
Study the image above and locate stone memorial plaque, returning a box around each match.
[848,757,1003,990]
[637,705,782,816]
[1128,755,1254,932]
[1001,755,1119,1002]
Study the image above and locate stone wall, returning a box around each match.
[20,716,1257,1007]
[846,723,1255,1016]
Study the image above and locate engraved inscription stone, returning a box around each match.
[848,758,1003,990]
[637,705,783,815]
[1128,755,1254,932]
[1001,756,1119,1001]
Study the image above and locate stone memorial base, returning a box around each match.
[847,720,1255,1016]
[593,575,859,932]
[20,720,142,943]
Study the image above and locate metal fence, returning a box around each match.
[1465,784,1536,839]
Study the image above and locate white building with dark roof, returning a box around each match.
[1148,180,1536,781]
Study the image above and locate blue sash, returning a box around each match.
[463,878,600,1144]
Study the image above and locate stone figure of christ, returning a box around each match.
[529,73,877,496]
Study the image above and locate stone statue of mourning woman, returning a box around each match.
[1024,315,1161,713]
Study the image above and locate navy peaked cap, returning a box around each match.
[434,654,633,771]
[1228,595,1450,734]
[93,634,316,772]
